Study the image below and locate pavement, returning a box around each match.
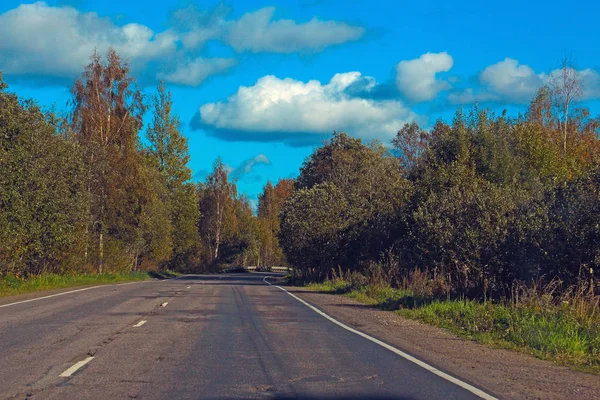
[0,273,494,400]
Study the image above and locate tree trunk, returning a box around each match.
[98,232,104,274]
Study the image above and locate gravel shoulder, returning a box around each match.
[288,286,600,400]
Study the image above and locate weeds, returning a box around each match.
[303,270,600,372]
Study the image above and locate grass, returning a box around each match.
[305,279,600,373]
[0,270,178,298]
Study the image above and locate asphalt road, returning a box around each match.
[0,274,493,400]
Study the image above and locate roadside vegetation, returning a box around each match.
[0,271,152,297]
[280,57,600,372]
[304,270,600,372]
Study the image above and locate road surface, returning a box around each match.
[0,274,495,399]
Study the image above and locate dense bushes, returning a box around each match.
[280,88,600,300]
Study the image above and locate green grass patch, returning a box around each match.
[0,271,155,297]
[306,279,351,294]
[400,300,600,372]
[304,278,600,372]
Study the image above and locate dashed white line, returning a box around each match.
[161,302,168,307]
[133,320,147,328]
[262,276,498,400]
[59,357,94,378]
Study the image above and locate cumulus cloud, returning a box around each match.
[0,2,177,81]
[192,72,418,146]
[230,154,271,180]
[479,58,546,103]
[0,2,364,85]
[158,57,236,87]
[395,52,454,102]
[223,7,364,53]
[450,58,600,105]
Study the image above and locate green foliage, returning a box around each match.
[281,132,409,278]
[0,50,203,279]
[0,87,88,275]
[196,158,263,269]
[145,82,199,271]
[280,182,349,277]
[282,93,600,302]
[257,179,294,267]
[402,300,600,371]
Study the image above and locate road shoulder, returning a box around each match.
[0,279,154,307]
[288,286,600,400]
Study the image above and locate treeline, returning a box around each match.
[0,49,289,277]
[195,159,293,268]
[280,77,600,299]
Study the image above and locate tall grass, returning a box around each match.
[304,269,600,372]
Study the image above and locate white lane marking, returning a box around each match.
[0,280,150,310]
[59,356,94,377]
[262,276,497,400]
[133,320,147,328]
[161,302,168,307]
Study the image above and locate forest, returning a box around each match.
[0,49,289,279]
[1,49,599,304]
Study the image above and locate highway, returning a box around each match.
[0,274,495,399]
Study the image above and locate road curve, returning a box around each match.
[0,274,493,400]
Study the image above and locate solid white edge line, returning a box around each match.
[0,280,150,309]
[262,276,498,400]
[133,320,147,328]
[59,356,95,378]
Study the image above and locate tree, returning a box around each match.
[70,48,146,272]
[198,158,237,263]
[550,56,583,154]
[392,122,430,175]
[281,132,408,276]
[145,82,199,270]
[146,81,191,187]
[279,183,349,278]
[257,179,295,266]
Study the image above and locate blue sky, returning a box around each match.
[1,1,600,206]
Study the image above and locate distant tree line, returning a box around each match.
[0,49,289,277]
[280,61,600,299]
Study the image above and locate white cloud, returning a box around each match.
[0,2,177,79]
[195,72,418,146]
[0,3,363,85]
[223,7,365,53]
[395,52,454,102]
[479,58,546,103]
[158,57,236,87]
[450,58,600,105]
